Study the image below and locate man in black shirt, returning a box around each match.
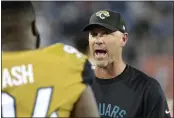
[83,10,171,118]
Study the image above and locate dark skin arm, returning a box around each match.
[71,86,100,117]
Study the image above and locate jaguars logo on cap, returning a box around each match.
[122,25,125,30]
[96,10,110,19]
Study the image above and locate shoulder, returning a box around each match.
[127,65,152,84]
[128,65,154,81]
[127,65,163,92]
[130,67,171,117]
[145,77,165,99]
[42,44,94,85]
[130,65,160,84]
[42,43,87,64]
[128,65,166,101]
[56,44,94,85]
[42,43,86,58]
[62,45,94,85]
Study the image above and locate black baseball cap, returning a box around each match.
[83,10,126,33]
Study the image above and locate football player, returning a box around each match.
[2,1,99,117]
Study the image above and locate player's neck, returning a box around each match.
[3,32,36,52]
[94,59,126,79]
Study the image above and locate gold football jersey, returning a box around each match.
[2,43,89,117]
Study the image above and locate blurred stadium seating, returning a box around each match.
[32,1,173,114]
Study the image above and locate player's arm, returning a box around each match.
[70,86,100,117]
[71,60,99,117]
[144,79,171,118]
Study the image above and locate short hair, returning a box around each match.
[2,1,36,51]
[2,1,35,23]
[2,1,33,10]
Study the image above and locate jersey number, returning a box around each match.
[2,87,58,117]
[63,45,82,58]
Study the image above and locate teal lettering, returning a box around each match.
[105,104,111,117]
[99,103,105,115]
[98,103,127,118]
[119,110,126,118]
[110,106,120,117]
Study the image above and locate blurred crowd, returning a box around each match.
[32,1,173,109]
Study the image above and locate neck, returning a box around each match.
[2,30,36,52]
[94,59,126,79]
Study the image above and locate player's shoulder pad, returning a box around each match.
[63,44,94,85]
[82,60,94,85]
[63,44,87,60]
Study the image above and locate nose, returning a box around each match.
[94,34,104,45]
[95,38,104,45]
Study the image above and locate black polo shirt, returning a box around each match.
[91,65,171,118]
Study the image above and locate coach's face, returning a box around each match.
[88,27,128,68]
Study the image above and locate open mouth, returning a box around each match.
[94,49,108,59]
[95,49,107,55]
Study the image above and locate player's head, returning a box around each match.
[2,1,40,51]
[83,10,128,68]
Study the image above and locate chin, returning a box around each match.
[96,61,108,68]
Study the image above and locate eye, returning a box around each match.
[103,31,112,35]
[103,31,109,35]
[90,32,97,37]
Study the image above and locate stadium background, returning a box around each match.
[32,1,173,115]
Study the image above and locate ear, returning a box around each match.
[121,33,128,47]
[31,20,38,36]
[31,20,40,49]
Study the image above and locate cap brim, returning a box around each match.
[82,23,117,32]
